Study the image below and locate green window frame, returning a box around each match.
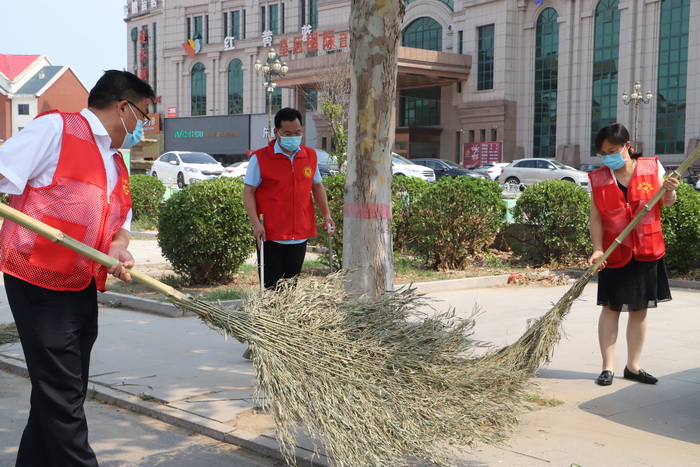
[656,0,689,155]
[271,88,282,114]
[590,0,620,151]
[533,8,559,159]
[402,17,442,51]
[191,62,207,116]
[477,24,494,91]
[227,59,244,115]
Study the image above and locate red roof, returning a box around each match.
[0,54,41,80]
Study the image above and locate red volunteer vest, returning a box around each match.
[588,157,665,268]
[0,111,132,291]
[254,141,317,241]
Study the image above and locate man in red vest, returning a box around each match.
[0,70,154,466]
[243,107,334,289]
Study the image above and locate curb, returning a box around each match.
[0,355,328,467]
[562,269,700,291]
[97,291,242,318]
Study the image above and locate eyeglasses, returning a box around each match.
[126,100,150,124]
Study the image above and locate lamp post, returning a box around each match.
[254,48,289,142]
[621,80,653,149]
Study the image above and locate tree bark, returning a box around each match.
[343,0,405,296]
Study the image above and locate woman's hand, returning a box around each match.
[589,249,606,272]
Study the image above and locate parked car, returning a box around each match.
[392,153,435,181]
[579,163,603,172]
[412,158,490,180]
[151,151,225,188]
[497,158,589,188]
[222,160,249,179]
[316,149,340,177]
[471,162,510,180]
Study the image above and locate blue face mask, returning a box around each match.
[602,152,626,170]
[120,105,145,149]
[279,136,302,152]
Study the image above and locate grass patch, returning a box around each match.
[524,393,564,407]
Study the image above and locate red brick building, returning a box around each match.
[0,54,88,143]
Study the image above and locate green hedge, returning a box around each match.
[157,178,254,284]
[511,180,591,264]
[408,177,506,269]
[661,182,700,270]
[130,174,165,222]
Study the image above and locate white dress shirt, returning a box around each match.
[0,109,132,230]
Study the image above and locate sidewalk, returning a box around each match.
[1,239,699,466]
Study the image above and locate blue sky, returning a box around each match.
[3,0,127,90]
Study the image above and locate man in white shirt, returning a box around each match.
[0,70,154,466]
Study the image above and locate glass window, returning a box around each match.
[656,0,689,155]
[191,62,207,116]
[227,59,243,115]
[477,25,494,91]
[17,104,29,115]
[400,87,440,126]
[402,17,442,51]
[305,89,318,111]
[590,0,619,151]
[269,4,278,35]
[271,87,282,113]
[533,8,559,159]
[232,10,240,38]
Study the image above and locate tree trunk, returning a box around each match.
[342,0,405,296]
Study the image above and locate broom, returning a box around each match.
[489,146,700,375]
[0,202,526,466]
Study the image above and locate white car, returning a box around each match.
[392,153,435,182]
[497,158,589,188]
[472,162,509,180]
[151,151,225,188]
[222,161,249,179]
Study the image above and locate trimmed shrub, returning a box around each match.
[408,177,506,269]
[661,182,700,270]
[392,176,431,253]
[130,174,165,222]
[511,180,590,264]
[157,177,254,284]
[310,174,345,269]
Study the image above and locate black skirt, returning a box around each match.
[596,256,672,312]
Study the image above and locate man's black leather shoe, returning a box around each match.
[596,370,614,386]
[623,366,658,384]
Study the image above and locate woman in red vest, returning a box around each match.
[588,123,679,386]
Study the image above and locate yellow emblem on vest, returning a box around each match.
[304,166,313,178]
[123,179,131,195]
[637,181,653,194]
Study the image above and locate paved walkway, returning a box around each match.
[1,239,699,466]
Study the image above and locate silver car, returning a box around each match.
[497,158,589,188]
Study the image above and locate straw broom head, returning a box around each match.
[237,275,527,466]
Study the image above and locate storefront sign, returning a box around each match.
[259,26,350,58]
[462,142,503,167]
[143,113,160,134]
[167,106,177,118]
[164,115,251,154]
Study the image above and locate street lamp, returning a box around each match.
[621,80,653,150]
[254,48,289,142]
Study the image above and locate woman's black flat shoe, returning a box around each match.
[596,370,614,386]
[623,366,658,384]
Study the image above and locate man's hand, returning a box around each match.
[107,243,134,283]
[324,214,335,234]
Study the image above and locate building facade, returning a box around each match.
[124,0,699,167]
[0,54,88,142]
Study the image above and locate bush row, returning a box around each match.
[130,174,700,285]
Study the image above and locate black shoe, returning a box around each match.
[623,366,658,384]
[596,370,614,386]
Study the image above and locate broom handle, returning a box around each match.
[586,145,700,276]
[259,214,264,290]
[0,203,191,302]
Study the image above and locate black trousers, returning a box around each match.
[5,273,99,467]
[257,240,307,289]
